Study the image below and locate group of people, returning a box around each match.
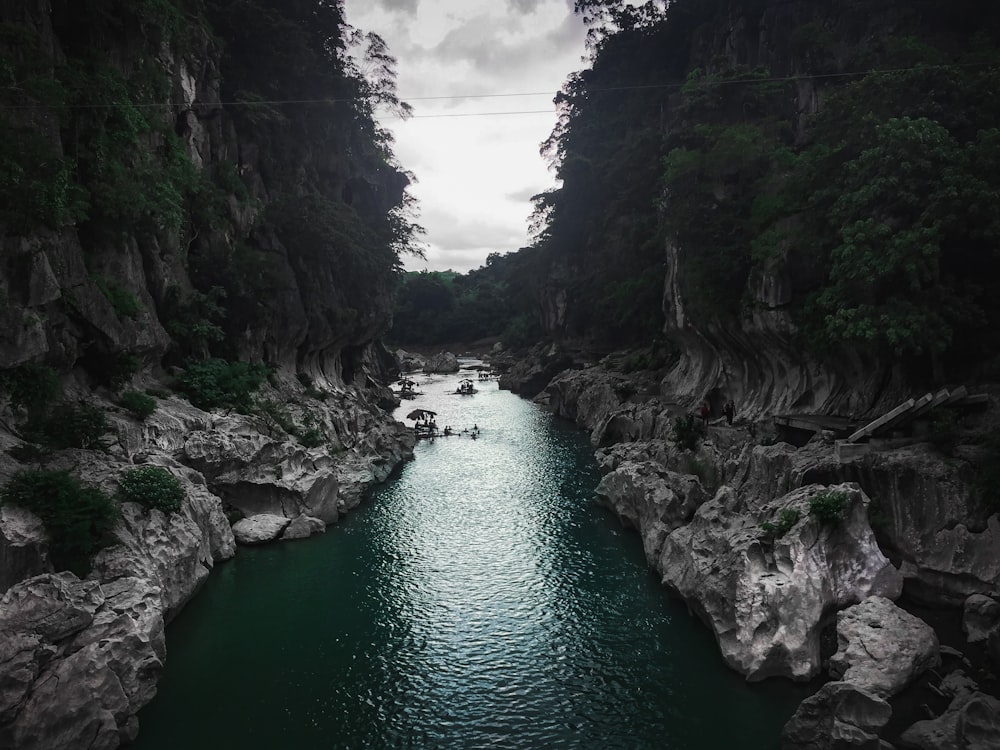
[697,398,737,427]
[442,423,479,439]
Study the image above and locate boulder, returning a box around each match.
[781,681,892,750]
[0,572,165,750]
[900,692,1000,750]
[661,483,903,681]
[962,594,1000,644]
[232,514,291,544]
[280,514,326,541]
[423,351,459,373]
[395,349,426,372]
[595,462,706,566]
[0,506,51,595]
[828,596,939,698]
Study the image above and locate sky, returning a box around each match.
[343,0,590,274]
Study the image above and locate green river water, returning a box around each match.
[132,369,811,749]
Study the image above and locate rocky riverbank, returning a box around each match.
[506,349,1000,748]
[0,369,413,750]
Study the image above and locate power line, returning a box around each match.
[0,61,995,114]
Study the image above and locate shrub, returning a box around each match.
[176,358,268,412]
[0,470,118,575]
[22,401,109,449]
[117,466,185,514]
[6,443,51,464]
[120,390,157,420]
[94,276,141,319]
[761,508,800,538]
[672,414,700,451]
[809,491,849,525]
[298,428,325,448]
[0,363,62,414]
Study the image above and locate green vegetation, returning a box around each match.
[808,491,849,525]
[672,414,700,452]
[119,390,157,420]
[176,358,268,412]
[0,363,61,415]
[0,470,118,576]
[389,253,536,347]
[94,276,141,319]
[760,508,801,538]
[21,402,109,450]
[518,0,1000,374]
[117,466,185,514]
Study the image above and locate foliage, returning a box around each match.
[672,414,700,451]
[94,276,141,319]
[116,466,185,514]
[808,491,849,525]
[0,363,61,415]
[119,390,157,420]
[162,285,226,361]
[20,402,109,450]
[0,469,118,575]
[760,508,801,538]
[297,422,325,448]
[176,358,268,412]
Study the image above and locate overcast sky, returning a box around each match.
[343,0,589,274]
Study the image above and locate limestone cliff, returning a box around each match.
[0,1,418,746]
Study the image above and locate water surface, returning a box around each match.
[134,369,809,748]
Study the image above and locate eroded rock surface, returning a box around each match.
[661,483,902,681]
[232,514,291,544]
[781,681,892,750]
[828,596,939,698]
[423,351,459,373]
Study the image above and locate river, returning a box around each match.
[132,367,810,749]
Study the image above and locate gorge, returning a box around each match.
[2,0,1000,749]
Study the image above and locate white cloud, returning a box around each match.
[344,0,587,272]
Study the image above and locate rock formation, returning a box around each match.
[422,352,460,374]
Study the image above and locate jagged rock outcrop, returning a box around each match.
[900,686,1000,750]
[499,343,575,398]
[280,514,325,541]
[232,514,290,545]
[423,352,459,374]
[0,443,237,748]
[594,462,706,566]
[828,596,940,698]
[780,681,892,750]
[0,383,412,747]
[660,483,902,680]
[962,594,1000,644]
[0,506,49,595]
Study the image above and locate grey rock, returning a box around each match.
[281,514,326,540]
[828,596,939,698]
[0,506,50,595]
[423,351,459,373]
[962,594,1000,644]
[900,692,1000,750]
[595,462,706,565]
[232,514,291,544]
[661,483,902,681]
[781,681,891,750]
[0,573,104,642]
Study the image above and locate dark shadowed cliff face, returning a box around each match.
[0,0,416,382]
[527,0,1000,417]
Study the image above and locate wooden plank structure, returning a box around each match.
[847,398,916,443]
[844,386,988,444]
